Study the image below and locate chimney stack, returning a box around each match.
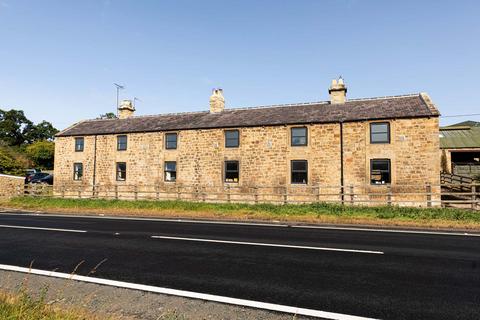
[209,88,225,113]
[118,99,135,119]
[329,77,347,104]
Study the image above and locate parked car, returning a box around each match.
[31,174,53,185]
[25,169,42,184]
[25,168,41,176]
[27,172,50,184]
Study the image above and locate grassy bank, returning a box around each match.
[0,290,103,320]
[0,284,185,320]
[2,196,480,230]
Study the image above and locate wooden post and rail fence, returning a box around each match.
[17,180,480,210]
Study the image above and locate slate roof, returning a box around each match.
[440,126,480,149]
[57,93,439,137]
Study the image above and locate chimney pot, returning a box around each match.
[209,88,225,113]
[329,77,347,104]
[118,99,135,119]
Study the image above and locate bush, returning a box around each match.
[25,140,55,170]
[0,149,24,175]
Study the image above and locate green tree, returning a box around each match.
[98,112,117,119]
[25,140,55,169]
[0,149,24,175]
[0,109,33,146]
[25,120,59,143]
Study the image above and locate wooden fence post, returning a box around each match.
[426,183,432,207]
[114,185,118,200]
[134,185,138,200]
[472,185,476,210]
[283,186,288,205]
[254,186,258,204]
[349,185,354,205]
[387,185,392,206]
[78,186,81,199]
[227,185,231,203]
[176,185,181,200]
[202,186,206,202]
[340,186,345,206]
[316,184,320,202]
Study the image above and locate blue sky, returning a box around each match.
[0,0,479,129]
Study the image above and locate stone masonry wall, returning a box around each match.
[0,174,24,198]
[54,117,440,206]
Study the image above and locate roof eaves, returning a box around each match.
[55,119,89,137]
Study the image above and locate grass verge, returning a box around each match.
[0,289,104,320]
[0,274,187,320]
[1,196,480,230]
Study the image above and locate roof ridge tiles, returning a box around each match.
[87,93,421,122]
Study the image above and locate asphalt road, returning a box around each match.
[0,212,479,320]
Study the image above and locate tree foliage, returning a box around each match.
[0,109,58,146]
[25,120,59,143]
[0,149,24,175]
[98,112,117,119]
[0,108,59,173]
[25,141,55,170]
[0,109,32,146]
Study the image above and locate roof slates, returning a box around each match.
[57,94,438,137]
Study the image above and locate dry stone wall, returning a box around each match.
[0,174,24,198]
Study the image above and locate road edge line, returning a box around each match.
[0,264,378,320]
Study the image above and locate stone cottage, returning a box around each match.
[54,78,441,205]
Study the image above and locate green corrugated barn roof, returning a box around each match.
[440,126,480,149]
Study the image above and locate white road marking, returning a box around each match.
[291,225,480,237]
[1,212,479,237]
[0,212,290,227]
[151,235,384,255]
[0,224,86,233]
[0,264,379,320]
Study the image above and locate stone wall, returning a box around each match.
[0,174,24,198]
[54,117,440,206]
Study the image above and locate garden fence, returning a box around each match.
[18,182,480,210]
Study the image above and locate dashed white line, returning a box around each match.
[0,224,86,233]
[151,235,384,255]
[0,264,379,320]
[1,212,479,237]
[0,212,290,227]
